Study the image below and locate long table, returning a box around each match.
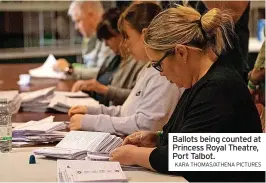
[0,63,186,182]
[0,147,186,182]
[0,63,74,122]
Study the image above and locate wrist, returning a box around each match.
[248,80,257,90]
[97,85,109,95]
[130,146,139,164]
[249,72,259,85]
[157,131,163,137]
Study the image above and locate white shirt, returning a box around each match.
[81,64,184,135]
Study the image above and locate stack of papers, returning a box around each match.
[0,90,22,114]
[48,95,99,113]
[54,91,89,98]
[34,131,122,160]
[57,160,127,182]
[20,87,55,112]
[29,54,66,79]
[12,116,67,146]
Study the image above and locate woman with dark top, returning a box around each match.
[71,8,145,106]
[110,5,264,182]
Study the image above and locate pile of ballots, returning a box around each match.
[20,87,55,112]
[48,94,99,113]
[18,87,97,113]
[34,131,122,160]
[12,116,68,147]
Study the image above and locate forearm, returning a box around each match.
[106,86,131,105]
[72,67,99,80]
[87,104,121,116]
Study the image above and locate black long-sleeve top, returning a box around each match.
[149,59,264,182]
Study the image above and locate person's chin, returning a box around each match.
[175,83,183,88]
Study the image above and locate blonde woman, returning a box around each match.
[110,5,264,182]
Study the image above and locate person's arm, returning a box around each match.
[248,42,265,98]
[86,104,122,116]
[106,86,132,105]
[128,147,155,170]
[203,1,249,22]
[81,73,181,135]
[71,67,100,80]
[149,81,234,174]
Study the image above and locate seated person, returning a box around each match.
[110,5,264,182]
[54,1,114,80]
[71,8,145,106]
[248,42,265,131]
[68,2,183,135]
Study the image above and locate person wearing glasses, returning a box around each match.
[68,2,183,135]
[110,5,264,182]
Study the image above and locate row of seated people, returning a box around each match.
[51,1,264,182]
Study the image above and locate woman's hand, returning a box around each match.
[109,145,138,165]
[71,79,108,94]
[250,68,265,83]
[68,105,88,117]
[122,131,158,147]
[69,114,84,130]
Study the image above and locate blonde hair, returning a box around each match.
[144,5,234,55]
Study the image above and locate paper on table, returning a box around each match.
[29,54,66,79]
[19,87,55,103]
[54,91,89,98]
[57,160,127,182]
[13,116,55,130]
[56,131,109,151]
[48,95,99,113]
[33,131,122,160]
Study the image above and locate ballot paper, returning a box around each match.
[57,160,127,182]
[20,87,55,103]
[54,91,89,98]
[21,96,53,112]
[0,90,22,114]
[48,95,99,113]
[34,131,122,160]
[29,54,66,79]
[12,116,67,146]
[20,87,55,112]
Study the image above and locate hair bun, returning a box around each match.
[201,8,222,33]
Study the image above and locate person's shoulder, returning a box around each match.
[206,61,245,89]
[192,61,246,100]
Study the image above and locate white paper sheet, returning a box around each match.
[48,95,99,113]
[57,160,127,182]
[19,87,55,103]
[54,91,89,98]
[29,54,66,79]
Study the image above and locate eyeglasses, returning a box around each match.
[151,50,174,72]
